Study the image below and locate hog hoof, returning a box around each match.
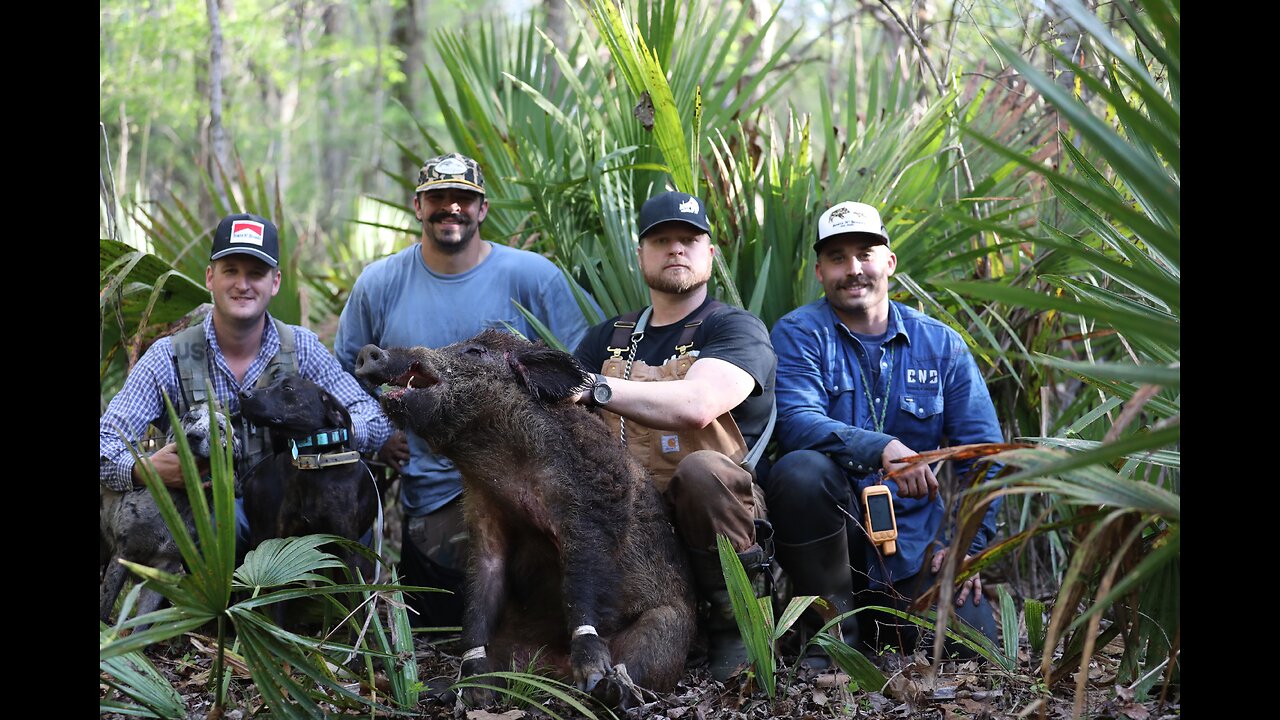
[461,685,495,708]
[589,664,642,711]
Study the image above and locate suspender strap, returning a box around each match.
[172,324,211,414]
[261,319,297,386]
[674,299,725,355]
[608,309,645,359]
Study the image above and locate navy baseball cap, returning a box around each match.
[637,191,711,239]
[209,213,279,268]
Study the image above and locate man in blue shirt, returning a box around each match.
[765,201,1002,665]
[334,153,596,626]
[100,212,392,543]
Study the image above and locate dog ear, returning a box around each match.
[322,386,354,431]
[507,345,591,403]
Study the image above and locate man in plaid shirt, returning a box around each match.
[99,213,390,538]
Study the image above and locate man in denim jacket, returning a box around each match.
[765,201,1002,666]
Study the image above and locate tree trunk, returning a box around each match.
[320,2,346,227]
[206,0,230,207]
[390,0,424,180]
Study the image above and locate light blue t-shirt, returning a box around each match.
[334,240,598,515]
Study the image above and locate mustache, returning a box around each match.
[428,212,469,224]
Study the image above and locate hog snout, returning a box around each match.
[355,344,391,383]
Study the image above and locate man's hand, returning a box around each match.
[881,438,938,500]
[377,431,410,473]
[931,548,982,606]
[133,443,205,489]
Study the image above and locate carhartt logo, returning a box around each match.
[906,368,939,384]
[660,435,681,453]
[230,220,265,246]
[678,197,700,214]
[434,157,467,175]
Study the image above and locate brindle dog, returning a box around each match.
[100,402,240,624]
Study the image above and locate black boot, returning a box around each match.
[776,527,857,670]
[687,543,766,682]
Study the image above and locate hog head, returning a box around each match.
[354,329,590,450]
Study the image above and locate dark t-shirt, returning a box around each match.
[573,296,777,446]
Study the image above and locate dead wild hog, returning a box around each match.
[354,330,695,706]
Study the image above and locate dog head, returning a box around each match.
[238,374,353,439]
[173,401,241,459]
[352,329,590,448]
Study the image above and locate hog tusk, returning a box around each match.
[407,375,414,388]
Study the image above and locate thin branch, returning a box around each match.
[877,0,946,95]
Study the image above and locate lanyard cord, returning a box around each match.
[619,306,652,447]
[860,342,895,433]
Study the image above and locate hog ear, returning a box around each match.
[507,345,591,403]
[322,387,354,431]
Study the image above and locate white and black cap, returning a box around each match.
[815,201,889,252]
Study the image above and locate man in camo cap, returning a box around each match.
[335,153,598,626]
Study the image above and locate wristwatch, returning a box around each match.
[588,373,613,407]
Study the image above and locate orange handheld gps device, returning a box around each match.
[862,484,898,556]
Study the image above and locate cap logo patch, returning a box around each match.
[830,207,849,220]
[678,197,700,214]
[229,220,265,246]
[434,157,467,175]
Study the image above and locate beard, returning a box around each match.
[423,212,481,254]
[643,261,712,295]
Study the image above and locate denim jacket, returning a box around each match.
[771,298,1003,583]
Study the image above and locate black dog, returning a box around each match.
[239,374,380,589]
[354,330,695,708]
[100,402,240,623]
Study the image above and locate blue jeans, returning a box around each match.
[762,449,997,657]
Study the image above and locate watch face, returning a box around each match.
[592,381,612,406]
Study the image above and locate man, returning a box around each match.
[100,212,392,543]
[572,190,776,681]
[766,201,1002,665]
[334,152,595,626]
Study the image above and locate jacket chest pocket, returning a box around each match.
[827,372,859,414]
[899,393,944,420]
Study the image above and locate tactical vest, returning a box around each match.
[171,319,298,476]
[598,300,751,492]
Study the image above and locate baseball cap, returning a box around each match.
[815,201,890,252]
[415,153,486,195]
[209,212,279,268]
[637,191,711,239]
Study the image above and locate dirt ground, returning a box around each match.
[101,617,1180,719]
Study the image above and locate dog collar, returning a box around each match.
[289,427,359,470]
[291,427,351,450]
[291,448,362,470]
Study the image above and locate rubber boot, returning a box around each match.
[775,527,857,670]
[687,543,766,682]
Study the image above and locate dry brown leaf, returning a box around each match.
[1119,703,1150,720]
[465,710,526,720]
[814,672,851,688]
[811,689,828,706]
[186,635,252,678]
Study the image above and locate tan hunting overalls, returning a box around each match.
[597,301,762,552]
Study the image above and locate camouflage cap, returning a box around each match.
[415,153,485,195]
